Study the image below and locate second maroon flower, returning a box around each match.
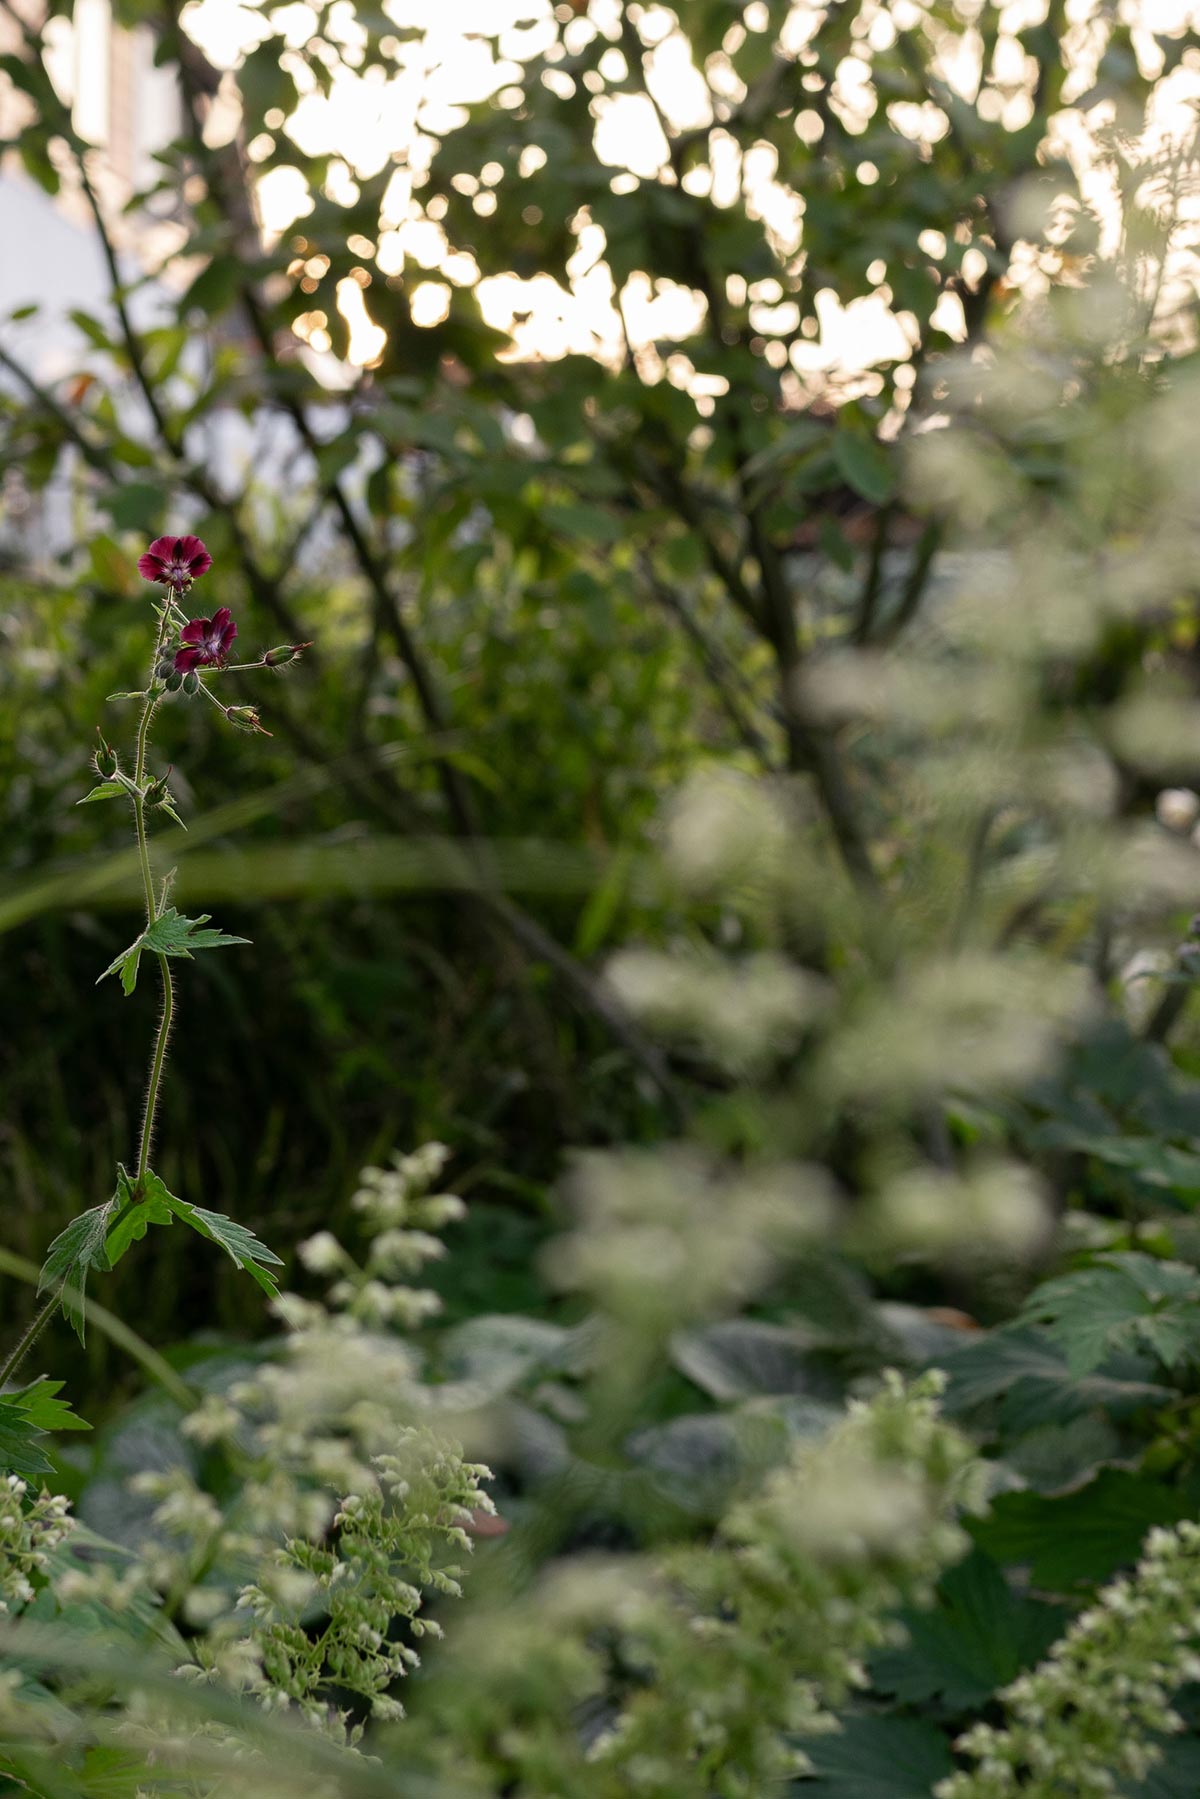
[173,607,238,674]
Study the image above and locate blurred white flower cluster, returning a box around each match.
[59,1146,491,1759]
[940,1520,1200,1798]
[403,1373,983,1798]
[0,1476,72,1615]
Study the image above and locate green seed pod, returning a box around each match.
[263,641,313,667]
[93,730,119,778]
[225,705,270,735]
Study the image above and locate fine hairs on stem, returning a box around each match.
[0,534,306,1390]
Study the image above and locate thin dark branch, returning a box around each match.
[875,520,943,646]
[852,504,894,646]
[636,554,777,767]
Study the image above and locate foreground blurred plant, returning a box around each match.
[0,1149,983,1796]
[0,1145,491,1786]
[402,1371,982,1799]
[0,538,311,1450]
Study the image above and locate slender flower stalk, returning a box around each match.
[0,1303,53,1390]
[133,606,175,1190]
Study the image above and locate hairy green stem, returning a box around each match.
[132,618,175,1191]
[0,1249,193,1407]
[0,1298,55,1391]
[137,963,174,1186]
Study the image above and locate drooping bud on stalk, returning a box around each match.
[262,642,313,667]
[224,705,272,736]
[94,729,119,779]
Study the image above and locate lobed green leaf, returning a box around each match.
[158,1184,284,1297]
[97,907,250,996]
[0,1381,89,1477]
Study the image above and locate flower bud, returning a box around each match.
[155,658,175,682]
[93,730,118,779]
[224,705,271,736]
[262,642,313,667]
[183,671,199,695]
[164,669,183,692]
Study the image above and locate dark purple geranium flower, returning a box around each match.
[138,535,213,588]
[174,607,238,673]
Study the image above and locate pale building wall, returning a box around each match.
[0,0,183,562]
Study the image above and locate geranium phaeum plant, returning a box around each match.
[0,539,310,1459]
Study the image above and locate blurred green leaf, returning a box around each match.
[832,430,895,505]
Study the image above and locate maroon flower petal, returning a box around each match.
[179,617,210,645]
[138,534,213,585]
[176,536,213,577]
[174,646,205,673]
[211,608,238,656]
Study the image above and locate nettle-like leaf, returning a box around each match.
[11,1378,90,1436]
[38,1167,281,1338]
[1019,1253,1200,1377]
[38,1201,120,1342]
[37,1166,167,1340]
[98,906,250,997]
[0,1381,90,1478]
[162,1199,284,1297]
[139,1169,283,1298]
[937,1324,1172,1435]
[972,1467,1199,1590]
[0,1402,55,1477]
[872,1549,1067,1714]
[803,1713,956,1797]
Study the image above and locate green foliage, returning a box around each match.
[74,783,127,807]
[0,1383,89,1479]
[804,1715,958,1797]
[97,908,250,998]
[154,1180,284,1300]
[872,1550,1067,1714]
[37,1186,133,1344]
[35,1166,281,1346]
[971,1472,1200,1593]
[1021,1253,1200,1377]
